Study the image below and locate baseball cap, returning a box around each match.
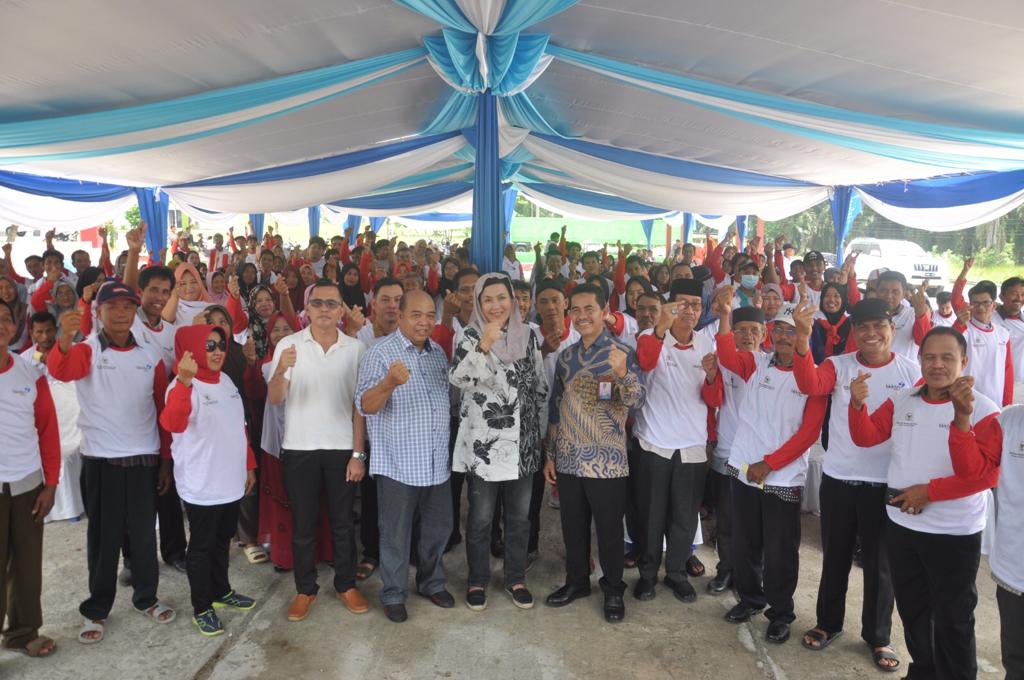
[774,302,798,327]
[849,299,892,325]
[803,250,825,264]
[96,281,140,306]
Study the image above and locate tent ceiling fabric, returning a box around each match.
[3,0,1024,227]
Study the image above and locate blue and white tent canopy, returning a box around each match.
[3,0,1024,269]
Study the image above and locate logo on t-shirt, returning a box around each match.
[896,411,915,427]
[10,385,31,396]
[885,382,908,390]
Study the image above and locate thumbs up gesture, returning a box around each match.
[608,346,628,378]
[849,370,871,410]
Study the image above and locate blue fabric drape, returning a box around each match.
[401,212,471,222]
[249,213,265,240]
[640,219,654,250]
[0,170,133,201]
[855,170,1024,209]
[736,215,748,246]
[522,182,670,214]
[346,215,363,245]
[307,206,321,238]
[682,213,695,245]
[503,186,519,242]
[422,93,478,135]
[830,187,862,265]
[330,182,470,212]
[173,132,459,188]
[135,188,169,261]
[471,92,502,273]
[369,217,386,234]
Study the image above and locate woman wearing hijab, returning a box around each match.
[159,324,257,636]
[810,282,856,365]
[339,263,368,313]
[450,272,549,612]
[164,262,247,335]
[206,271,228,306]
[2,275,30,351]
[282,265,305,312]
[236,263,259,301]
[623,276,653,320]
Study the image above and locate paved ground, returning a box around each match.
[1,491,1007,680]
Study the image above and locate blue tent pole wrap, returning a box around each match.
[346,215,363,245]
[736,215,748,248]
[307,206,321,238]
[682,212,695,245]
[503,186,519,243]
[640,219,654,250]
[369,216,386,234]
[135,188,169,263]
[249,213,265,240]
[470,91,502,273]
[829,187,862,265]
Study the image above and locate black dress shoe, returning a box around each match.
[766,620,791,644]
[420,589,455,609]
[707,571,732,595]
[167,556,188,573]
[633,577,657,601]
[384,604,407,623]
[544,584,592,608]
[603,593,625,623]
[725,602,765,624]
[664,577,697,603]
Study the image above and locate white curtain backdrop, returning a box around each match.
[0,186,135,232]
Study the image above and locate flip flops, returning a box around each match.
[871,646,901,673]
[77,619,105,645]
[801,628,843,651]
[136,601,177,624]
[242,544,269,564]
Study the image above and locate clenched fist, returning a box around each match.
[701,352,718,382]
[276,346,297,375]
[608,346,627,378]
[479,321,503,353]
[386,360,410,386]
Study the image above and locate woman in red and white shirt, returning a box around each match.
[160,324,257,637]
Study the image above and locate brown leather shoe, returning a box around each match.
[337,588,369,614]
[287,594,316,622]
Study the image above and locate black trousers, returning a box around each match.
[359,443,379,563]
[625,438,644,556]
[556,473,626,594]
[156,476,187,561]
[709,468,733,576]
[79,458,160,620]
[730,477,801,623]
[886,519,981,680]
[281,450,357,596]
[815,474,894,645]
[637,449,705,583]
[998,586,1024,680]
[527,468,545,554]
[184,500,239,616]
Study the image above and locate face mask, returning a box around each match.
[740,274,759,289]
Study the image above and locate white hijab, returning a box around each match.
[469,272,530,364]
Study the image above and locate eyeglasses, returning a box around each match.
[969,300,993,307]
[205,339,227,352]
[772,325,797,337]
[308,299,342,309]
[676,302,703,311]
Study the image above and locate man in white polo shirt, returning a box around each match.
[874,271,933,363]
[268,279,368,623]
[792,298,920,672]
[948,270,1013,406]
[850,326,1000,680]
[633,278,722,603]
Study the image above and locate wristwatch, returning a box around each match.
[352,451,368,462]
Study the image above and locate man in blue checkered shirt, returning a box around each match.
[355,290,454,622]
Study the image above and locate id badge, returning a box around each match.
[597,377,613,401]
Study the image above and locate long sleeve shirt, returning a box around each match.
[0,353,60,492]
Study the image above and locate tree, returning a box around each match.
[124,205,141,229]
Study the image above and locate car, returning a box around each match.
[844,237,948,295]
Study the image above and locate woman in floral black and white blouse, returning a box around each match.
[450,272,548,613]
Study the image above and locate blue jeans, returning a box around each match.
[466,474,533,589]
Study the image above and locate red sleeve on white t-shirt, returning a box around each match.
[34,376,61,486]
[635,333,663,372]
[715,332,756,381]
[793,350,837,396]
[1004,341,1014,406]
[605,311,625,338]
[912,310,933,345]
[46,341,92,382]
[947,412,1002,482]
[701,370,724,408]
[227,295,248,335]
[849,398,894,447]
[763,394,827,470]
[159,380,193,434]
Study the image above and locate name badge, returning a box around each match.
[597,377,613,401]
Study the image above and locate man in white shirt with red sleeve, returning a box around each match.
[632,278,723,604]
[992,276,1024,392]
[947,399,1024,679]
[875,271,933,363]
[0,299,60,658]
[792,298,920,672]
[714,287,827,644]
[949,269,1014,406]
[849,326,1000,680]
[47,281,176,644]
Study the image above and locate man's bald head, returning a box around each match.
[399,289,434,313]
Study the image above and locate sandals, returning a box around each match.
[78,618,105,645]
[17,635,56,656]
[801,628,843,651]
[137,601,177,624]
[686,554,706,578]
[242,544,269,565]
[871,646,901,673]
[356,560,377,581]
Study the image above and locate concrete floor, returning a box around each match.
[1,494,1007,680]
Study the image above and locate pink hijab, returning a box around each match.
[175,262,210,302]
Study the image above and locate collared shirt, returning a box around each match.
[549,329,646,478]
[355,330,451,486]
[267,325,365,451]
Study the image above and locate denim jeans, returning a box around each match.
[465,474,533,589]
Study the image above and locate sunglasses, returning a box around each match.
[308,299,342,309]
[206,339,227,352]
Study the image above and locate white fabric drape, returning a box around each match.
[522,136,828,220]
[516,183,674,221]
[0,186,135,232]
[330,188,473,218]
[164,136,466,214]
[856,187,1024,233]
[455,0,507,34]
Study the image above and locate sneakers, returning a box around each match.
[505,585,535,609]
[465,588,488,611]
[193,609,224,637]
[213,590,256,611]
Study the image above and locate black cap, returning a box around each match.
[850,299,891,325]
[669,278,703,299]
[732,307,765,325]
[804,250,825,263]
[535,278,565,297]
[782,243,795,251]
[690,265,711,283]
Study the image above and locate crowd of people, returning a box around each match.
[1,220,1022,680]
